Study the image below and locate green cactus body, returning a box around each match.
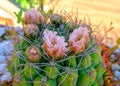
[97,46,102,54]
[92,81,99,86]
[8,63,15,76]
[23,63,40,80]
[13,72,32,86]
[14,39,29,53]
[12,72,21,86]
[90,53,101,67]
[96,77,104,86]
[57,68,78,86]
[16,77,32,86]
[87,38,96,51]
[20,78,32,86]
[77,54,91,69]
[65,55,77,67]
[33,76,42,86]
[9,55,25,73]
[77,67,97,86]
[33,76,57,86]
[44,65,58,79]
[94,63,106,81]
[45,79,57,86]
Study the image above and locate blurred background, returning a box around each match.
[0,0,120,44]
[0,0,120,85]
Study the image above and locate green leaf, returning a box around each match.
[110,45,118,53]
[117,37,120,44]
[14,10,23,24]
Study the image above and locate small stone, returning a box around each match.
[112,63,120,70]
[116,84,120,86]
[14,27,24,35]
[114,70,120,78]
[0,63,8,74]
[110,54,116,61]
[0,41,13,55]
[0,27,5,37]
[0,72,12,84]
[114,48,120,57]
[0,55,6,63]
[0,55,11,64]
[113,77,118,81]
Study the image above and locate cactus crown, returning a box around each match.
[9,8,106,86]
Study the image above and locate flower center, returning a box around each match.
[51,38,57,45]
[30,48,37,55]
[75,35,82,42]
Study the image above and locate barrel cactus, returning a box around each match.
[8,8,107,86]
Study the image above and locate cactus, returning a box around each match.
[90,53,102,67]
[77,67,97,86]
[24,46,41,62]
[92,81,99,86]
[8,8,107,86]
[24,24,39,39]
[33,76,57,86]
[57,68,78,86]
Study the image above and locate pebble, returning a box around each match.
[0,72,12,84]
[0,40,13,55]
[112,63,120,70]
[113,77,118,81]
[114,70,120,78]
[0,40,13,85]
[0,27,5,37]
[114,48,120,57]
[0,63,8,74]
[0,55,11,64]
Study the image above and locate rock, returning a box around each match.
[0,40,13,55]
[110,54,117,62]
[0,40,13,85]
[114,48,120,58]
[0,63,8,74]
[14,27,24,35]
[0,55,11,64]
[112,63,120,70]
[0,27,5,37]
[0,72,12,84]
[114,70,120,78]
[0,55,6,63]
[113,77,118,81]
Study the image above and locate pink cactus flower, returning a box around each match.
[24,8,44,24]
[25,46,41,62]
[69,26,90,54]
[42,29,68,59]
[24,24,39,37]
